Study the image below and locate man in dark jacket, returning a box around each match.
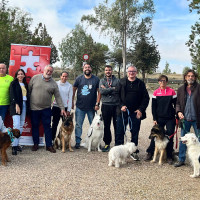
[99,65,120,152]
[116,66,150,160]
[174,69,200,167]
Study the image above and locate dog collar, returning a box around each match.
[7,128,14,142]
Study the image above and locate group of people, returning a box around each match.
[0,62,200,168]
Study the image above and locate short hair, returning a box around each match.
[83,63,91,68]
[60,71,69,76]
[105,65,112,70]
[0,63,6,68]
[44,64,54,71]
[158,75,168,82]
[183,69,198,81]
[127,66,137,72]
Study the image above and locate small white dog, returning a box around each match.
[181,133,200,178]
[108,142,137,168]
[81,113,104,152]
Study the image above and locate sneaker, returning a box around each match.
[130,153,140,161]
[174,161,185,167]
[75,143,80,149]
[144,153,153,161]
[102,145,110,152]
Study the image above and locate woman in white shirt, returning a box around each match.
[52,71,73,141]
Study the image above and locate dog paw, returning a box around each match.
[115,165,120,168]
[190,174,198,178]
[150,160,155,163]
[61,150,65,153]
[69,149,74,152]
[98,149,102,152]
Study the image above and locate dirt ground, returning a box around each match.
[0,95,200,200]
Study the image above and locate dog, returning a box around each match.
[149,124,169,165]
[108,142,137,168]
[54,113,74,153]
[181,133,200,178]
[0,129,20,166]
[81,113,104,152]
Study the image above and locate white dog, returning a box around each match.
[81,113,104,152]
[108,142,137,168]
[181,133,200,178]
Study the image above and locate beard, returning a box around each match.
[84,70,91,76]
[187,80,195,85]
[43,74,52,79]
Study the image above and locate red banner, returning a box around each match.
[6,44,51,145]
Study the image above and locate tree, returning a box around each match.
[162,62,171,74]
[129,33,160,81]
[81,0,155,76]
[182,66,191,74]
[186,0,200,75]
[109,48,123,78]
[59,24,109,76]
[0,0,32,66]
[31,23,59,64]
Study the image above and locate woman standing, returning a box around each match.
[10,69,29,155]
[51,71,73,141]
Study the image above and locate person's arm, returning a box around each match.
[72,86,77,110]
[99,79,115,95]
[67,84,73,112]
[95,88,101,111]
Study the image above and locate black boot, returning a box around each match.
[16,146,22,152]
[12,147,17,155]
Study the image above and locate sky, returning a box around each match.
[7,0,199,74]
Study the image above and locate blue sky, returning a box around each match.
[8,0,199,74]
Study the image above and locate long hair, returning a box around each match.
[14,69,28,88]
[183,69,198,84]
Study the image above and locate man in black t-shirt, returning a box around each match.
[116,66,149,160]
[72,64,101,149]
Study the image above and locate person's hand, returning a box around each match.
[153,120,157,125]
[61,110,67,117]
[95,105,99,111]
[121,106,127,112]
[101,85,106,89]
[16,104,20,114]
[135,110,142,119]
[178,112,184,120]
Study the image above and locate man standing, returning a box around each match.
[0,63,13,120]
[29,65,66,153]
[116,66,149,160]
[174,69,200,167]
[99,65,120,152]
[73,63,100,149]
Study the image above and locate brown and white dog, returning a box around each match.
[0,129,20,166]
[54,113,74,153]
[149,124,169,165]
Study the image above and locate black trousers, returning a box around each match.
[146,118,176,159]
[101,104,117,146]
[51,106,68,141]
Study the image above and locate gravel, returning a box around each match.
[1,97,200,200]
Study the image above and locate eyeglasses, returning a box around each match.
[128,71,137,73]
[159,80,167,82]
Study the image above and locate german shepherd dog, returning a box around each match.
[0,129,20,166]
[149,124,169,165]
[54,113,74,153]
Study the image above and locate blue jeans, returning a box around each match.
[178,120,200,162]
[75,107,94,144]
[12,101,26,146]
[115,112,141,146]
[31,108,52,147]
[0,105,9,121]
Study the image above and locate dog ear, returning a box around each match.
[99,114,103,121]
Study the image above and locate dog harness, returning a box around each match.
[7,127,14,142]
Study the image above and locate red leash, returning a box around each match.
[168,119,179,149]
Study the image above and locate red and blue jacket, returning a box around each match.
[152,86,177,121]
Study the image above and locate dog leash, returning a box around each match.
[7,127,14,142]
[87,127,93,138]
[122,108,132,142]
[167,119,179,149]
